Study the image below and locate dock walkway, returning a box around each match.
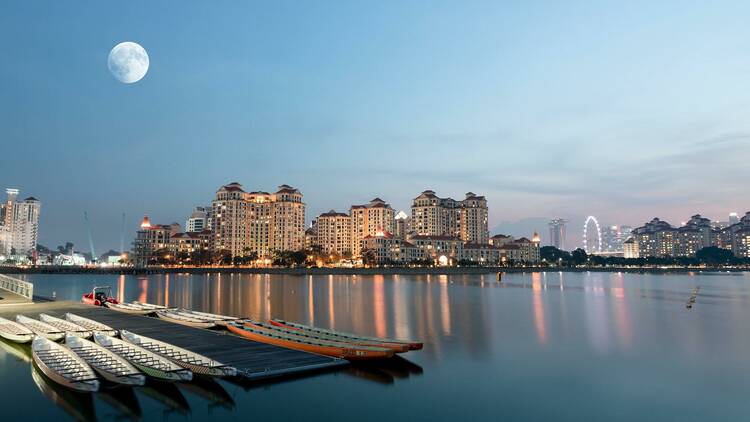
[0,301,346,380]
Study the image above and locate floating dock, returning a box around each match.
[0,300,347,380]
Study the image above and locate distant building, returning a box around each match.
[620,225,633,241]
[489,234,514,247]
[211,182,306,258]
[410,235,464,265]
[489,232,541,263]
[132,215,181,266]
[185,207,209,233]
[170,230,212,256]
[623,237,639,258]
[410,190,489,244]
[350,198,395,258]
[0,188,41,256]
[729,212,740,225]
[314,210,352,256]
[548,219,567,250]
[394,210,410,240]
[632,212,750,258]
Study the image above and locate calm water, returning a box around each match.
[1,271,750,421]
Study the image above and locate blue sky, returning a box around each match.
[1,1,749,251]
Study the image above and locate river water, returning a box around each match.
[1,271,749,421]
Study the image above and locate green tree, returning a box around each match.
[696,246,735,266]
[570,248,588,266]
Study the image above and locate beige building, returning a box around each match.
[623,237,639,258]
[0,188,41,256]
[132,216,181,266]
[212,182,249,258]
[170,230,212,255]
[211,182,305,259]
[410,190,488,244]
[350,198,395,258]
[488,232,541,263]
[314,210,352,255]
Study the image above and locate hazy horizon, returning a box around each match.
[2,1,749,252]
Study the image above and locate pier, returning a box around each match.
[0,274,34,306]
[0,276,347,380]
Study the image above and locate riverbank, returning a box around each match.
[1,265,747,275]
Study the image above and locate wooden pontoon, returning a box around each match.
[0,316,35,343]
[228,322,393,360]
[93,332,192,382]
[16,315,65,341]
[65,313,118,337]
[66,335,146,386]
[156,310,216,329]
[271,319,423,351]
[32,336,99,393]
[121,330,236,377]
[39,314,93,339]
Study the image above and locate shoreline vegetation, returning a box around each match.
[1,265,747,276]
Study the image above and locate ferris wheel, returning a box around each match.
[582,216,602,254]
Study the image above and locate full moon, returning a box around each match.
[108,42,149,84]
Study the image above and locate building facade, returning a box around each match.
[632,212,750,258]
[211,182,306,259]
[185,207,209,233]
[0,188,41,256]
[410,190,489,243]
[350,198,395,258]
[132,215,181,266]
[314,210,352,255]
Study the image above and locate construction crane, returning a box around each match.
[83,211,97,263]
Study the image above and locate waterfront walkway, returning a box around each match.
[0,301,347,380]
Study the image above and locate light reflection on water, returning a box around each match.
[1,271,750,421]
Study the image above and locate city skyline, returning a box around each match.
[2,2,750,251]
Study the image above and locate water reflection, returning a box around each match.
[181,377,235,411]
[140,381,191,416]
[98,387,142,421]
[5,272,750,421]
[31,363,97,421]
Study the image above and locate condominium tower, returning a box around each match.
[350,198,395,257]
[410,190,488,243]
[211,182,305,258]
[314,210,352,255]
[548,219,567,250]
[0,188,41,256]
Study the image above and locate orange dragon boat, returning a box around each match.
[227,322,394,360]
[269,319,423,351]
[253,320,410,353]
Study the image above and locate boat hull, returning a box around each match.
[32,338,99,393]
[156,312,216,329]
[94,334,193,383]
[16,316,66,342]
[120,330,235,377]
[0,318,34,343]
[271,319,423,351]
[228,323,392,360]
[105,303,153,315]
